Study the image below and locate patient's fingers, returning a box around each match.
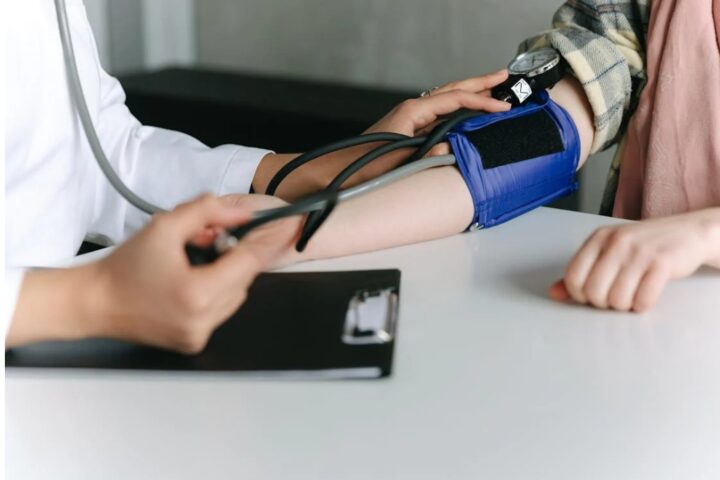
[562,227,613,305]
[430,70,509,96]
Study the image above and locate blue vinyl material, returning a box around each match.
[447,90,580,230]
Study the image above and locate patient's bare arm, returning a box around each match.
[549,77,594,168]
[270,76,596,263]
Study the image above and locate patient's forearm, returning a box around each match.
[292,165,474,262]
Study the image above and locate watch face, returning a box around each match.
[508,48,559,76]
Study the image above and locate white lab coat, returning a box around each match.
[4,1,271,332]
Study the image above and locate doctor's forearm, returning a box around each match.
[252,153,306,198]
[252,146,414,201]
[6,266,105,347]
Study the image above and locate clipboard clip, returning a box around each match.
[342,287,398,345]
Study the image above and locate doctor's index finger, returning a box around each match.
[194,226,296,291]
[417,90,510,123]
[161,194,253,240]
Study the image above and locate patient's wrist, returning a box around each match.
[698,208,720,268]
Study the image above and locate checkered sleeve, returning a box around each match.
[519,0,649,153]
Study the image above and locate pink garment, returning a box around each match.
[613,0,720,219]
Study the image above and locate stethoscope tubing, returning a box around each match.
[56,0,459,256]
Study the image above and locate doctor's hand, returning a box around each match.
[365,69,511,141]
[548,209,720,313]
[7,194,299,353]
[94,194,300,353]
[218,193,301,268]
[252,70,510,199]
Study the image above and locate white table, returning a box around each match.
[7,207,720,480]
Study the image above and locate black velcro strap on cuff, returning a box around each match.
[465,110,564,169]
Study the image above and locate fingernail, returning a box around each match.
[548,280,571,302]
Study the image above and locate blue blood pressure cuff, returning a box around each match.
[447,90,580,230]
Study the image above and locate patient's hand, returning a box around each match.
[549,208,720,312]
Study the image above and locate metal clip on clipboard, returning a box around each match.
[343,287,398,345]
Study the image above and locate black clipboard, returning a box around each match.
[5,270,400,379]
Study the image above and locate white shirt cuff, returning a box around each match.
[219,146,273,195]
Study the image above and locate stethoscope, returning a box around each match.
[54,0,541,265]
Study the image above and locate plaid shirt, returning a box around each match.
[519,0,650,215]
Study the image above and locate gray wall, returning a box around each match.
[196,0,552,90]
[84,0,195,73]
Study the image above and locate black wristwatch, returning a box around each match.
[491,48,566,106]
